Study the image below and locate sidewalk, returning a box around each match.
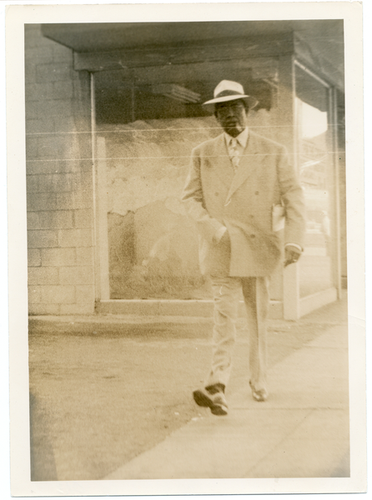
[104,323,349,479]
[29,295,349,481]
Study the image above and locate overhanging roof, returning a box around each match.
[41,20,344,90]
[41,20,342,53]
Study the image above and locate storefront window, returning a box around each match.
[295,63,334,297]
[93,60,279,299]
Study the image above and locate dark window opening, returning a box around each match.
[94,72,273,125]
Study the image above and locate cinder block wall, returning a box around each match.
[25,25,95,315]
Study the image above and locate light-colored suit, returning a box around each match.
[182,130,306,391]
[183,130,305,277]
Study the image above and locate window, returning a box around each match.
[295,63,335,297]
[93,59,280,299]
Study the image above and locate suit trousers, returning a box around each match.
[205,236,270,392]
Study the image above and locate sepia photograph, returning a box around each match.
[6,1,366,497]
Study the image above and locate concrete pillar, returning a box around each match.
[277,54,301,319]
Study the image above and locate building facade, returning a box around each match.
[25,21,346,319]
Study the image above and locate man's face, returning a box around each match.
[215,99,248,138]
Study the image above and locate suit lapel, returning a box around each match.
[225,131,265,204]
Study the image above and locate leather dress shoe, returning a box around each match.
[249,380,268,402]
[193,387,228,416]
[251,388,268,402]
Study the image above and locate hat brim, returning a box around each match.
[203,94,258,109]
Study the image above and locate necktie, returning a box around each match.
[229,138,240,172]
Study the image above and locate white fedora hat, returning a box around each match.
[203,80,258,109]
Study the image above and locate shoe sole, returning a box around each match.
[193,390,228,416]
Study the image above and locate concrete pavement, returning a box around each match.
[29,295,350,481]
[104,323,349,479]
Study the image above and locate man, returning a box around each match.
[182,80,306,416]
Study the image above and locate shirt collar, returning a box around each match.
[224,127,249,149]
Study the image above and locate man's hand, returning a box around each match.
[284,245,302,267]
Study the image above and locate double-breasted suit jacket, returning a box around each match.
[182,130,306,277]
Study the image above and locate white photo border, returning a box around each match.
[5,1,366,498]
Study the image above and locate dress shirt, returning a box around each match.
[224,127,249,157]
